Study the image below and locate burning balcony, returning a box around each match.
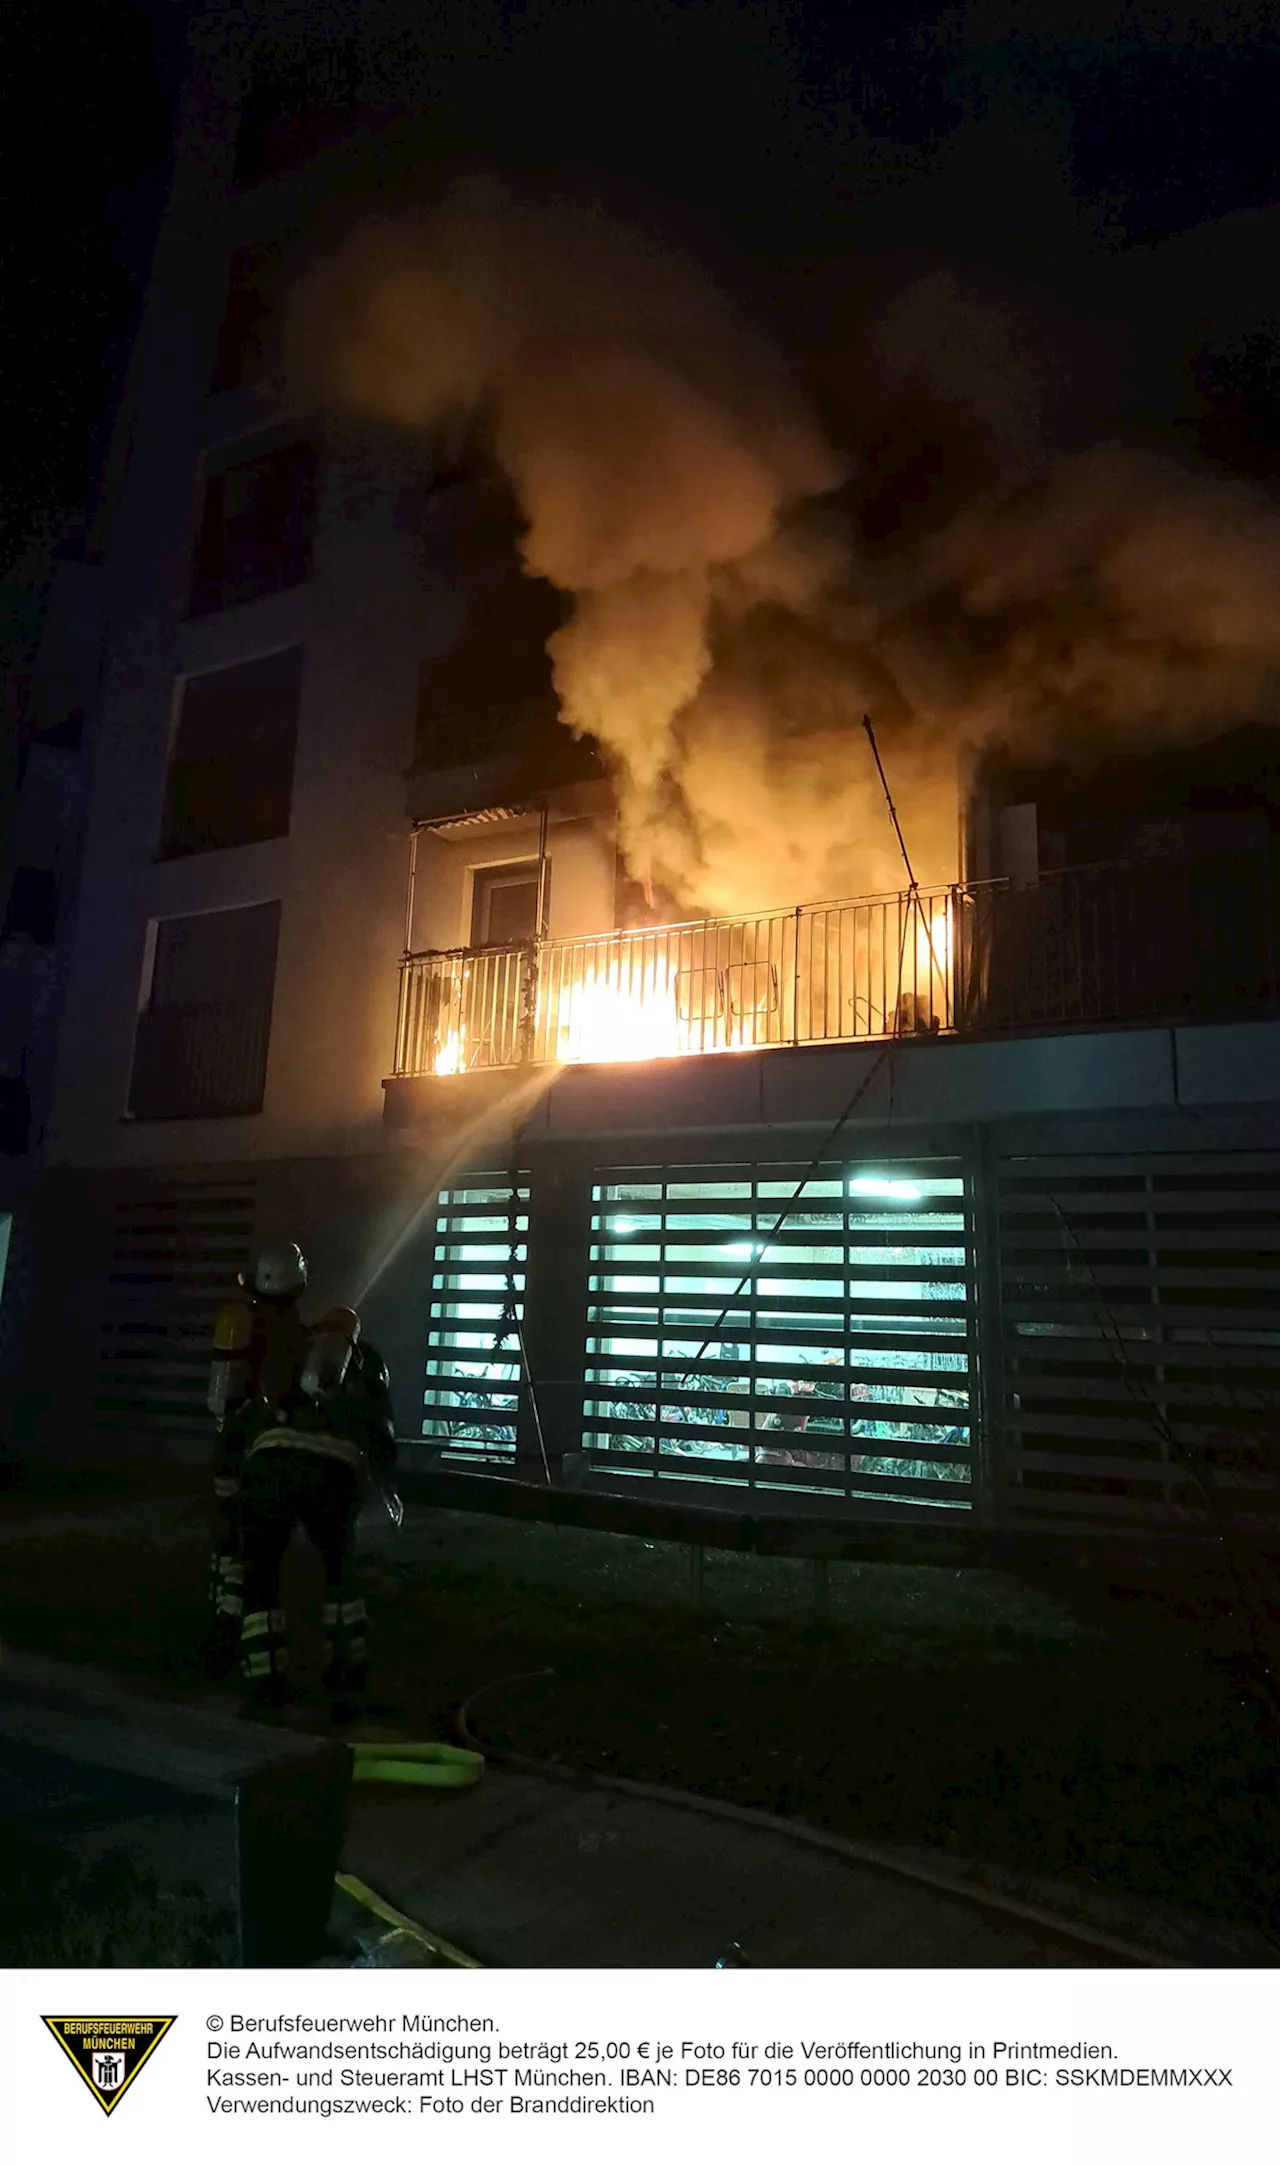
[395,889,954,1076]
[391,850,1280,1079]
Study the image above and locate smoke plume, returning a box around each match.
[293,187,1280,915]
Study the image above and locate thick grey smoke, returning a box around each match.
[294,186,1280,915]
[294,188,856,910]
[908,447,1280,742]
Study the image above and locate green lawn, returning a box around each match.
[1,1479,1277,1940]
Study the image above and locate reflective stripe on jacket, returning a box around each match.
[244,1426,368,1479]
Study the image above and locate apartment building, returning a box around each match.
[0,533,108,1430]
[4,17,1280,1575]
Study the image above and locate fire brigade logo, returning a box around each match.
[42,2016,176,2115]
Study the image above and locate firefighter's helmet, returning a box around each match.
[250,1243,308,1300]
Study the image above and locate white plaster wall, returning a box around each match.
[41,50,458,1173]
[502,1015,1280,1142]
[43,54,250,1169]
[409,813,617,952]
[545,818,617,941]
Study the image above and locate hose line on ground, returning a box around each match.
[334,1873,483,1967]
[453,1668,1181,1970]
[350,1739,483,1788]
[330,1741,484,1967]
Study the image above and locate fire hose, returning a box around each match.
[350,1739,482,1788]
[452,1668,1184,1969]
[333,1873,483,1968]
[332,1677,1187,1970]
[334,1739,485,1967]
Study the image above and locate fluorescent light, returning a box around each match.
[850,1176,922,1203]
[611,1219,638,1236]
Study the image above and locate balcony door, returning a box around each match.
[458,862,548,1065]
[470,861,544,948]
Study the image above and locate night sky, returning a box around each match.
[3,0,176,579]
[3,0,1277,583]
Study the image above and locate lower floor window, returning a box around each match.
[423,1178,528,1457]
[129,901,281,1120]
[585,1161,974,1508]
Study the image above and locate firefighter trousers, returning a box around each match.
[203,1480,245,1671]
[236,1445,367,1697]
[205,1403,273,1653]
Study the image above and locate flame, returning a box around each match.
[419,895,958,1073]
[553,954,766,1063]
[555,965,689,1063]
[914,903,953,981]
[896,898,954,1032]
[434,1029,465,1076]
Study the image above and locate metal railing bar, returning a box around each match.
[392,856,1280,1078]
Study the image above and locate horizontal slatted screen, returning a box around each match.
[999,1152,1280,1535]
[423,1177,528,1460]
[93,1175,257,1439]
[585,1160,975,1511]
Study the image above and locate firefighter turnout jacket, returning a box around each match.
[210,1297,397,1701]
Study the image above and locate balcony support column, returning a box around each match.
[970,1124,1007,1531]
[516,1155,593,1483]
[402,826,420,955]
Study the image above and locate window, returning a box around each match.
[210,245,276,393]
[422,1179,529,1459]
[159,648,302,857]
[584,1161,974,1509]
[470,862,544,947]
[189,441,316,616]
[129,901,281,1119]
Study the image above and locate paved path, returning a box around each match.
[2,1660,1271,1967]
[0,1495,1272,1969]
[339,1760,1236,1969]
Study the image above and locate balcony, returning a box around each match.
[391,852,1279,1078]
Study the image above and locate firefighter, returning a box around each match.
[200,1243,310,1679]
[236,1304,397,1718]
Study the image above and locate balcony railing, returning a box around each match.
[392,853,1279,1078]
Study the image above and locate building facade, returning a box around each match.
[4,17,1280,1574]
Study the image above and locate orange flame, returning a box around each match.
[914,903,952,980]
[555,965,689,1063]
[433,1029,465,1076]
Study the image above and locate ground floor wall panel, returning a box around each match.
[6,1097,1280,1566]
[421,1106,1280,1555]
[2,1150,448,1463]
[994,1145,1280,1548]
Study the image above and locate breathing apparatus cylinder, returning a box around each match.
[208,1301,253,1419]
[300,1305,362,1403]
